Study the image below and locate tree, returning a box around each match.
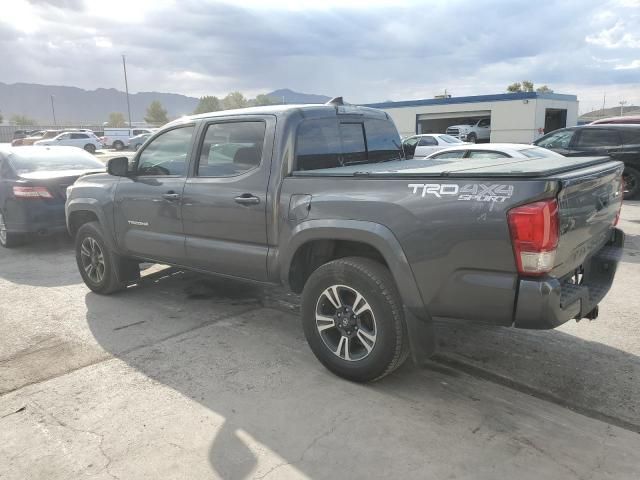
[521,80,534,92]
[10,114,35,126]
[507,82,522,93]
[193,96,222,114]
[107,112,127,127]
[145,100,168,124]
[253,94,277,106]
[222,91,248,110]
[536,85,554,94]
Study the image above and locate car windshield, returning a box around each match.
[439,135,464,144]
[9,152,105,174]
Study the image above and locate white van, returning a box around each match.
[103,128,154,150]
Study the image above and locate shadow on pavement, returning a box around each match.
[0,233,78,287]
[84,267,640,478]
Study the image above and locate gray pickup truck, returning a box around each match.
[66,101,625,382]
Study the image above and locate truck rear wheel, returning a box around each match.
[301,257,409,382]
[113,140,124,151]
[75,221,138,294]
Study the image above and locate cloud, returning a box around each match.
[0,0,639,106]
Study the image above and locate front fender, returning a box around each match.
[65,198,119,252]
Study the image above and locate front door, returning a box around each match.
[113,124,195,262]
[181,117,274,281]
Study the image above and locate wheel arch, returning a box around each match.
[66,201,118,251]
[281,220,425,314]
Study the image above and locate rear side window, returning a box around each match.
[468,150,510,159]
[536,130,574,149]
[71,133,89,139]
[295,117,402,171]
[418,136,438,146]
[196,121,265,177]
[431,150,465,159]
[365,119,402,162]
[295,119,342,171]
[575,129,621,148]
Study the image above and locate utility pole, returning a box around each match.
[619,100,628,116]
[50,94,57,126]
[601,92,606,118]
[122,54,133,128]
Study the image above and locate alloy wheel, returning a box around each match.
[80,236,106,284]
[315,284,377,361]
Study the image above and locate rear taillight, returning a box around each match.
[614,174,624,226]
[508,198,559,276]
[12,186,54,199]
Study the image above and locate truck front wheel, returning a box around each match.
[75,221,138,294]
[467,133,477,143]
[301,257,409,382]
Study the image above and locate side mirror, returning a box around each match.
[107,156,129,177]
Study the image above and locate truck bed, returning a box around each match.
[292,156,613,178]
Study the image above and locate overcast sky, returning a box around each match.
[1,0,639,112]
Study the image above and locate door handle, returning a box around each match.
[234,194,260,206]
[162,192,181,201]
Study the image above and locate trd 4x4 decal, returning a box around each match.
[408,183,514,202]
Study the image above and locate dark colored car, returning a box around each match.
[534,124,640,199]
[0,146,105,247]
[66,103,624,382]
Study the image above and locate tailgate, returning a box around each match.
[552,161,624,278]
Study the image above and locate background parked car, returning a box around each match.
[34,131,103,153]
[402,134,469,158]
[128,132,151,151]
[11,130,58,147]
[425,143,563,161]
[590,115,640,125]
[0,146,105,247]
[103,128,154,150]
[12,130,40,140]
[445,118,491,143]
[534,124,640,199]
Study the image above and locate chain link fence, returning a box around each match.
[0,125,105,143]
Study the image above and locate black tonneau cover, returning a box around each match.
[292,156,614,178]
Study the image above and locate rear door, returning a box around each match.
[70,133,89,148]
[567,128,623,157]
[181,116,274,281]
[113,124,195,262]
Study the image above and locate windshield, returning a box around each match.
[9,151,105,174]
[439,135,464,144]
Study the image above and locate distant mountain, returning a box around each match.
[0,82,199,124]
[579,105,640,122]
[266,88,331,105]
[0,83,332,124]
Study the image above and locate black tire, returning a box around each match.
[301,257,409,382]
[75,221,138,294]
[134,143,142,151]
[113,140,124,151]
[623,166,640,200]
[84,143,96,154]
[0,210,25,248]
[467,133,477,143]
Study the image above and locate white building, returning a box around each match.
[365,92,578,143]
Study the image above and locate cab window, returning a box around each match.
[137,125,194,176]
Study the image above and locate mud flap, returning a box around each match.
[404,307,437,365]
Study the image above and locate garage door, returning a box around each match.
[417,110,491,136]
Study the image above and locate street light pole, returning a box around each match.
[122,54,133,128]
[619,100,628,117]
[50,94,57,126]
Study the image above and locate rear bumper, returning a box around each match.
[4,201,67,235]
[513,228,624,329]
